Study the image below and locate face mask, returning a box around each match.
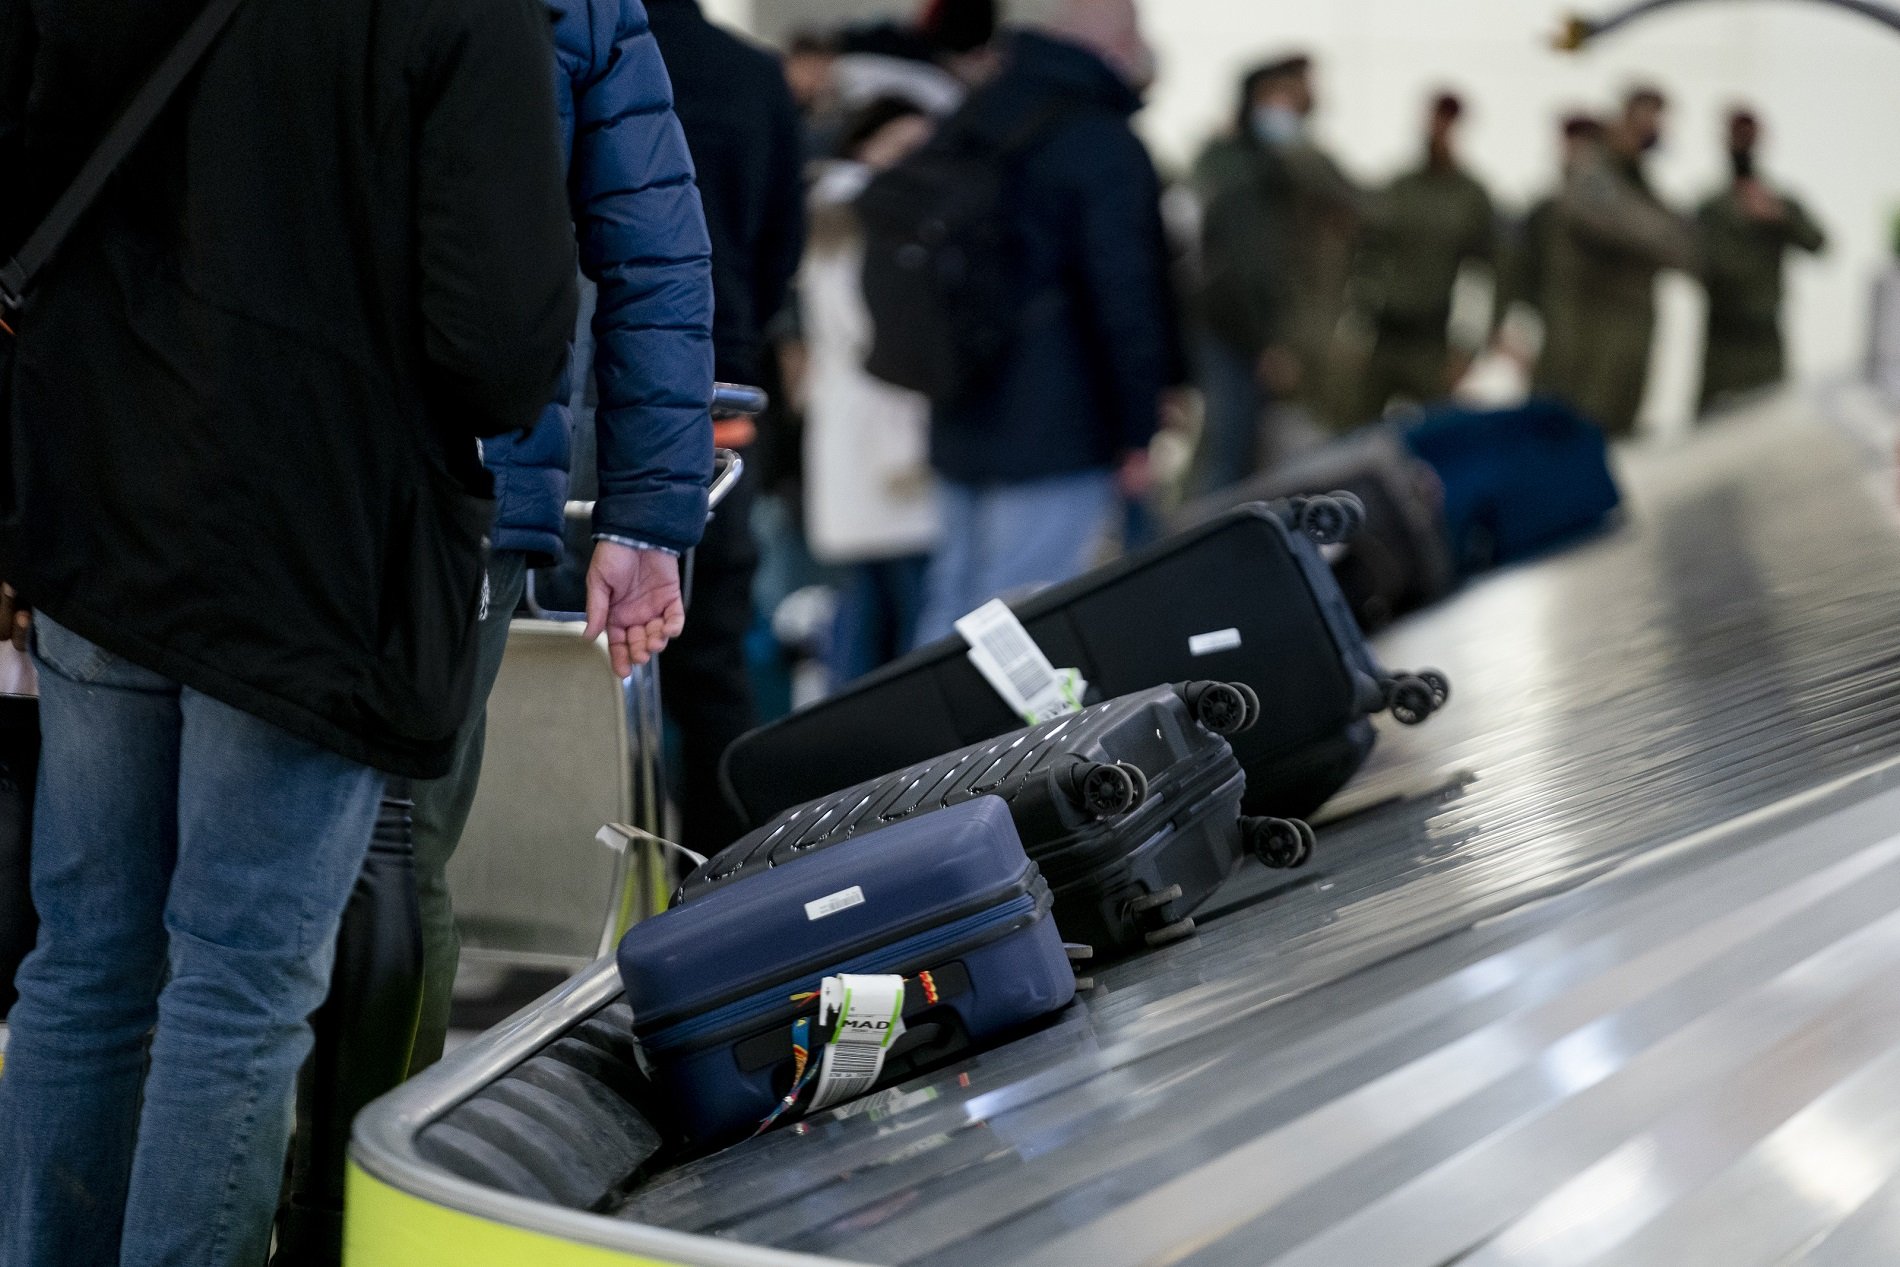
[1250,104,1303,146]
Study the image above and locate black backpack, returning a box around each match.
[856,105,1073,405]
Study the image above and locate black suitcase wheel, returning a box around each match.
[1118,762,1151,807]
[1125,884,1185,919]
[1181,681,1253,737]
[1419,669,1451,708]
[1233,681,1262,731]
[1244,817,1314,870]
[1387,676,1438,726]
[1143,917,1197,948]
[1062,759,1143,819]
[1297,492,1364,546]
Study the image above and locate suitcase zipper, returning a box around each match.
[637,880,1051,1054]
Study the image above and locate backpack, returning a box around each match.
[855,104,1074,405]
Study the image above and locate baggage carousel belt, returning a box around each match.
[596,393,1900,1264]
[350,389,1900,1266]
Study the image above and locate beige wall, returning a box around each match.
[712,0,1900,435]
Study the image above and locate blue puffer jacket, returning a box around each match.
[484,0,716,564]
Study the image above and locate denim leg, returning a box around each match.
[117,686,382,1267]
[408,551,527,1075]
[966,470,1116,606]
[913,481,982,647]
[1190,335,1267,498]
[0,617,182,1267]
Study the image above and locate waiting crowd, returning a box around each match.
[0,0,1831,1262]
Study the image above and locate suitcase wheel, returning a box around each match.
[1118,762,1151,806]
[1143,917,1197,948]
[1233,682,1263,731]
[1061,759,1145,819]
[1245,816,1316,870]
[1178,682,1257,737]
[1296,492,1366,546]
[1065,942,1096,963]
[1125,884,1185,919]
[1074,976,1097,991]
[1386,675,1440,726]
[1420,669,1451,709]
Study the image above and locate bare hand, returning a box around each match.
[1256,345,1302,394]
[583,543,685,677]
[0,585,29,652]
[1117,448,1155,501]
[1738,178,1787,224]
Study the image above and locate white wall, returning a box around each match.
[720,0,1900,434]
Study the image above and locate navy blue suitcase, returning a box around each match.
[617,797,1075,1154]
[692,683,1316,957]
[1399,398,1622,575]
[719,503,1449,832]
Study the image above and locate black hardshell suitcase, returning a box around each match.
[719,501,1448,832]
[1176,432,1455,632]
[685,682,1314,955]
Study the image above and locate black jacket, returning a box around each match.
[931,30,1176,486]
[645,0,805,384]
[1,0,578,777]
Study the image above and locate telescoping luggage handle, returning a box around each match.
[0,0,250,313]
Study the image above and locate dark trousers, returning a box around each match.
[661,462,760,856]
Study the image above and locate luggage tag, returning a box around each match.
[956,600,1086,726]
[807,973,908,1112]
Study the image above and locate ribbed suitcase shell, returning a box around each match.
[619,798,1074,1154]
[691,685,1308,956]
[720,505,1446,831]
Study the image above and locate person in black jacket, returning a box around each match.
[648,0,806,853]
[912,0,1176,645]
[0,0,576,1261]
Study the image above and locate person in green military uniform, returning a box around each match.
[1695,107,1826,415]
[1543,86,1697,439]
[1353,91,1497,422]
[1494,114,1603,391]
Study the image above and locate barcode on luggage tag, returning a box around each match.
[804,886,865,921]
[1189,628,1243,657]
[956,600,1078,724]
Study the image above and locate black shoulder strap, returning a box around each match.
[0,0,247,309]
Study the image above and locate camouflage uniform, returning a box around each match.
[1354,162,1496,421]
[1545,147,1696,438]
[1695,184,1825,413]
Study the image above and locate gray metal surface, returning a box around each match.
[605,392,1900,1265]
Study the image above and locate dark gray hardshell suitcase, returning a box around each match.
[718,503,1447,833]
[687,683,1314,955]
[1177,432,1455,632]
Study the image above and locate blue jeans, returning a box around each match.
[827,555,930,690]
[913,470,1116,647]
[0,617,383,1267]
[1189,334,1268,499]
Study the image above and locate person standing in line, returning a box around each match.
[1695,107,1826,415]
[801,97,942,687]
[404,0,715,1076]
[1243,53,1363,431]
[1187,61,1300,497]
[0,0,578,1260]
[1544,85,1697,438]
[647,0,807,854]
[1494,113,1602,389]
[910,0,1177,645]
[1354,91,1498,422]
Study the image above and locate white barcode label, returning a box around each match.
[1189,627,1243,657]
[804,886,865,922]
[808,974,907,1112]
[955,600,1082,725]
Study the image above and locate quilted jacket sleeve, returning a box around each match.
[574,0,715,553]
